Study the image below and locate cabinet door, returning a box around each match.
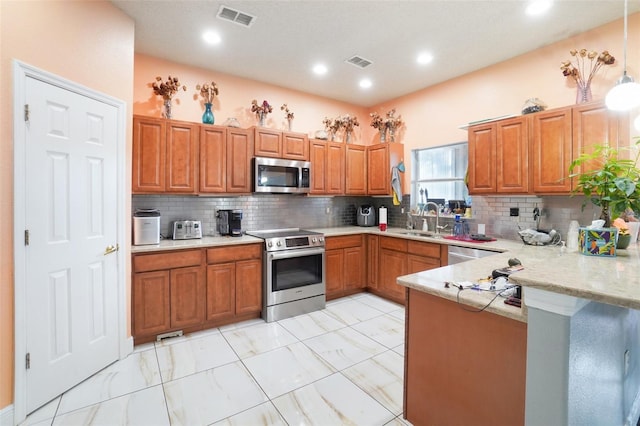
[199,126,226,193]
[132,116,165,193]
[344,246,365,290]
[206,263,235,321]
[133,270,170,337]
[496,117,529,193]
[531,108,572,193]
[166,121,198,193]
[345,145,367,195]
[572,101,629,188]
[235,258,262,315]
[379,249,407,302]
[254,128,282,158]
[282,132,309,161]
[407,255,440,274]
[325,249,345,297]
[367,235,379,289]
[170,266,205,328]
[227,128,254,193]
[468,123,496,194]
[367,144,390,195]
[326,142,345,194]
[309,140,327,194]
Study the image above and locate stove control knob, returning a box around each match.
[267,241,273,248]
[276,240,282,247]
[319,237,324,242]
[311,237,317,243]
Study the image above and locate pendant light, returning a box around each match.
[605,0,640,111]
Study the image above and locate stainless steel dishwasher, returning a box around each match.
[447,245,500,265]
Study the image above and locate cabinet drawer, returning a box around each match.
[133,249,202,272]
[325,234,363,250]
[380,236,408,252]
[407,241,441,258]
[207,243,262,264]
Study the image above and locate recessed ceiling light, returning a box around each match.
[312,63,328,76]
[526,0,552,16]
[359,78,372,89]
[202,31,221,45]
[416,52,434,65]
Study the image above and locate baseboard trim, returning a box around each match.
[0,404,14,426]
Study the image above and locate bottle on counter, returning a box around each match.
[567,220,580,252]
[453,214,463,237]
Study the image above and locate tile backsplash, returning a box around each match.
[132,194,409,238]
[133,193,602,243]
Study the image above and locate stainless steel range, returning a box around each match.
[246,228,325,322]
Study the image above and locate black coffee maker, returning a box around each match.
[217,209,243,237]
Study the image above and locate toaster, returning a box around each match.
[172,220,202,240]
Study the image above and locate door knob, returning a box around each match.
[104,244,119,255]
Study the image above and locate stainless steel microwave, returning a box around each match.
[253,157,311,194]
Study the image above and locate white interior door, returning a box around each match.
[23,76,120,413]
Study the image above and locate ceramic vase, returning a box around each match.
[617,233,631,249]
[258,112,266,127]
[287,118,293,131]
[202,103,214,124]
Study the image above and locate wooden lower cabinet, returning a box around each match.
[378,236,444,304]
[367,234,379,289]
[206,244,262,322]
[132,244,261,344]
[132,249,205,342]
[404,289,526,425]
[325,235,365,299]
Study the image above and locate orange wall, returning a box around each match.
[0,0,134,412]
[134,54,373,143]
[374,15,640,189]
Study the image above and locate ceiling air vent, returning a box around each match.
[345,55,373,69]
[217,5,256,27]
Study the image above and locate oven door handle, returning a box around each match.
[268,246,325,260]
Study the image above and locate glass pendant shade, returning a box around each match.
[605,73,640,111]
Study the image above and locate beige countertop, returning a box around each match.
[131,235,263,253]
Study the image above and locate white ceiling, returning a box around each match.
[111,0,637,107]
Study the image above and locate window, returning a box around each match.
[411,142,468,209]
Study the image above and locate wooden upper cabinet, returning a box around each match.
[166,121,198,193]
[467,123,497,194]
[226,128,254,193]
[132,116,166,193]
[571,100,629,188]
[531,107,573,193]
[346,144,367,195]
[367,143,404,196]
[199,125,226,193]
[132,115,198,194]
[254,127,282,158]
[496,117,529,193]
[310,140,345,195]
[282,131,309,161]
[310,140,327,194]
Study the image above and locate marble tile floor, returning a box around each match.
[22,293,413,426]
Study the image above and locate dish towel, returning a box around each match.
[391,166,402,206]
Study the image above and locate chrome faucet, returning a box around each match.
[424,202,440,234]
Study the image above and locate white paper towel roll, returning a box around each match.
[379,207,387,224]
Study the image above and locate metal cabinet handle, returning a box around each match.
[104,244,119,255]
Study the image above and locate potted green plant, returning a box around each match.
[568,139,640,228]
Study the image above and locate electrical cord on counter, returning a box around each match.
[454,280,517,313]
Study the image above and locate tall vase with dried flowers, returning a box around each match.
[370,113,386,142]
[340,114,360,143]
[561,49,615,104]
[323,117,343,142]
[196,81,219,124]
[370,109,404,142]
[152,75,186,119]
[281,104,294,131]
[251,100,273,126]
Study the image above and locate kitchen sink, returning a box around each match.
[398,230,443,239]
